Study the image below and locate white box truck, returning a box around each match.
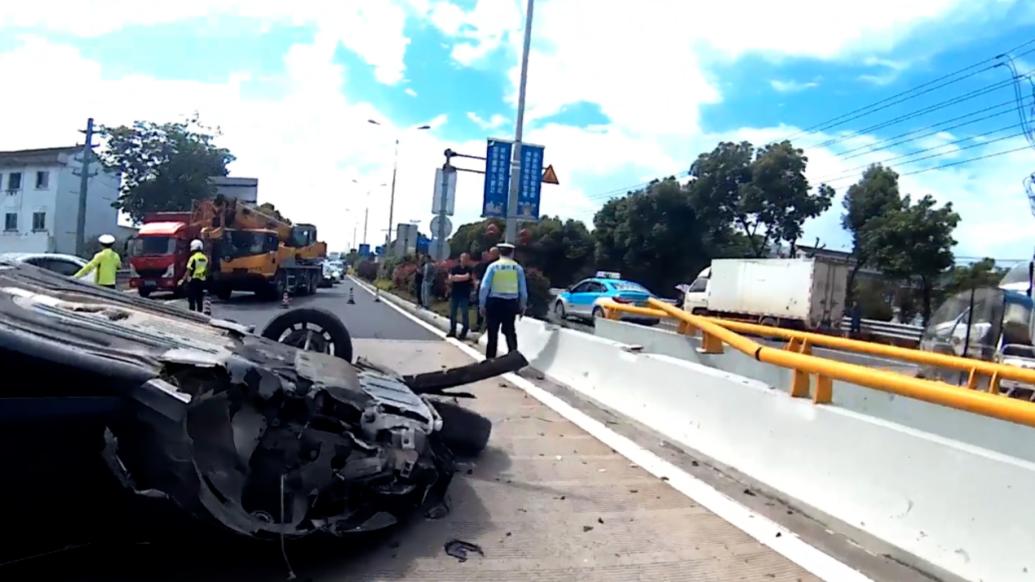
[681,258,849,329]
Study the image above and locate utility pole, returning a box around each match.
[363,206,369,246]
[505,0,535,244]
[75,117,95,257]
[386,138,399,253]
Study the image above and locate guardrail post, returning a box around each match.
[987,371,1001,395]
[814,375,832,404]
[698,332,724,354]
[790,369,810,398]
[966,368,981,390]
[798,340,812,355]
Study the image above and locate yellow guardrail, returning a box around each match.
[599,299,1035,428]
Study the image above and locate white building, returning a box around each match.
[0,146,119,255]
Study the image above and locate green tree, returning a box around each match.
[942,258,1005,297]
[593,178,709,295]
[864,194,960,325]
[99,116,235,223]
[687,140,833,257]
[745,141,834,256]
[448,218,504,259]
[520,216,594,287]
[841,164,903,297]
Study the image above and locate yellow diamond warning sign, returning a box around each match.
[541,164,559,185]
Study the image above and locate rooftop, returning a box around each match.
[0,146,80,168]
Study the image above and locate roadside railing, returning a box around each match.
[599,299,1035,428]
[840,316,923,345]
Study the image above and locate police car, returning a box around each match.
[553,272,659,325]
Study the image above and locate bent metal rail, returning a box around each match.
[599,299,1035,429]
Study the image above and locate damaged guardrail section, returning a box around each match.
[512,311,1035,582]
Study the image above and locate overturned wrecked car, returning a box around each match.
[0,259,524,543]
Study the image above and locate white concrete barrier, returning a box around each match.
[525,321,1035,582]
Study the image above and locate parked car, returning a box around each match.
[0,252,93,283]
[553,272,659,325]
[321,260,344,287]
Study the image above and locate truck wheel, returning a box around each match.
[261,308,354,362]
[216,285,232,301]
[759,316,778,328]
[433,401,492,455]
[137,288,152,299]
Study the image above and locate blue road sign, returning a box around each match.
[359,243,371,256]
[516,143,544,220]
[482,139,513,218]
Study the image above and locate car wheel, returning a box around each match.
[553,301,567,321]
[216,285,233,301]
[591,306,605,325]
[433,401,492,455]
[260,308,354,362]
[137,288,151,299]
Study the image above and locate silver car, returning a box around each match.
[0,252,94,283]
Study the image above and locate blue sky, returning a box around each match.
[2,1,1035,261]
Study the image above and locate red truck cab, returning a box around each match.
[128,212,197,298]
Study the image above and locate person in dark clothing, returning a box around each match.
[447,252,474,339]
[849,301,863,337]
[472,247,499,331]
[413,256,425,307]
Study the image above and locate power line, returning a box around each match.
[834,96,1028,159]
[783,38,1035,140]
[818,122,1027,183]
[896,144,1031,178]
[807,73,1029,150]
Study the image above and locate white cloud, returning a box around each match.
[0,1,415,85]
[466,112,508,130]
[404,87,418,97]
[770,78,820,93]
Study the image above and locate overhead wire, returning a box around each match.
[818,121,1028,184]
[783,39,1035,140]
[580,39,1035,203]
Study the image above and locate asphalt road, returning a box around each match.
[210,281,438,341]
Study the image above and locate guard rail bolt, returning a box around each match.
[699,332,724,354]
[790,369,810,398]
[814,375,833,404]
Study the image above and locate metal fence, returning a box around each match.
[841,316,923,344]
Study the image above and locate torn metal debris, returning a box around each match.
[0,259,525,541]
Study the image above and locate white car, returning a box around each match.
[0,252,94,283]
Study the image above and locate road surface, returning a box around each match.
[211,282,439,341]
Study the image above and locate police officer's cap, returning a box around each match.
[496,242,515,250]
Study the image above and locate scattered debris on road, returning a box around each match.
[444,539,484,562]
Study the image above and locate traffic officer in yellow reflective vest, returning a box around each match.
[478,242,527,359]
[182,239,209,312]
[75,234,121,289]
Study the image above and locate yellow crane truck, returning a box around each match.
[192,197,327,300]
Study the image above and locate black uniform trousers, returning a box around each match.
[484,296,519,359]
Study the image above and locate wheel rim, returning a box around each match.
[555,302,565,317]
[273,322,336,355]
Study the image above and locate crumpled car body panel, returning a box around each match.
[0,261,519,539]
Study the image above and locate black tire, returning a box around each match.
[759,316,779,328]
[260,308,353,362]
[137,287,152,299]
[553,301,567,321]
[434,401,492,455]
[592,306,605,319]
[216,285,232,301]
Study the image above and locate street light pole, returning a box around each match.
[367,120,431,257]
[387,138,399,252]
[505,0,535,244]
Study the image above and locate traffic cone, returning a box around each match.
[203,293,212,316]
[347,287,356,304]
[282,290,291,309]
